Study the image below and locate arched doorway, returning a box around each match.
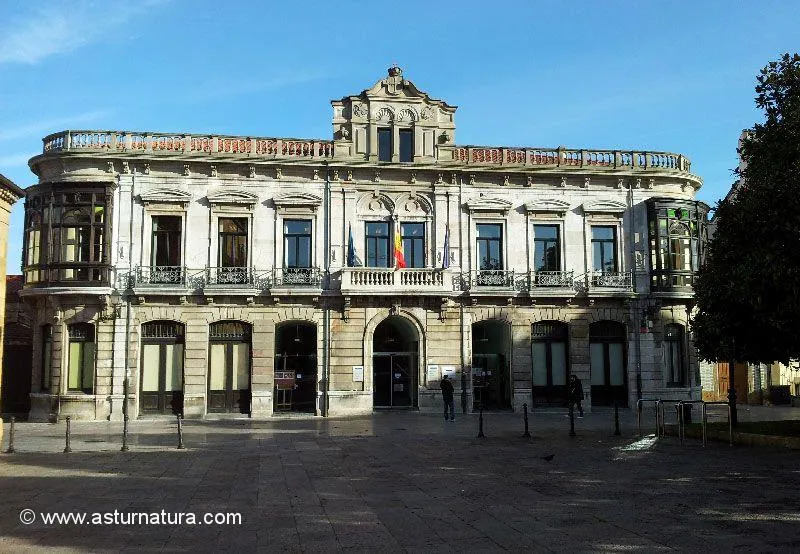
[373,316,418,408]
[140,321,184,415]
[208,321,251,415]
[472,320,512,411]
[531,321,569,407]
[589,321,628,406]
[274,322,317,413]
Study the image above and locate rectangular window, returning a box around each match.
[401,222,425,268]
[533,225,560,272]
[219,218,248,268]
[67,324,95,393]
[284,220,312,268]
[476,223,503,270]
[41,325,52,391]
[398,129,413,163]
[151,216,182,267]
[591,226,617,273]
[365,222,390,267]
[378,128,391,162]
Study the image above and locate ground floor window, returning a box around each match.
[67,323,95,393]
[590,321,627,406]
[531,321,568,406]
[140,321,184,415]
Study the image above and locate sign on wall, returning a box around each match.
[352,366,364,382]
[426,365,440,382]
[442,366,457,379]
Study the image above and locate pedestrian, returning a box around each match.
[569,374,584,417]
[440,374,455,421]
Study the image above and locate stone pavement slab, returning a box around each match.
[1,409,799,552]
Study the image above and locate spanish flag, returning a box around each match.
[394,227,406,269]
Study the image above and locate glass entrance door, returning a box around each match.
[140,322,184,415]
[373,354,415,408]
[472,354,510,410]
[208,321,251,415]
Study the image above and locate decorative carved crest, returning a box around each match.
[207,189,258,208]
[465,196,513,214]
[582,199,628,214]
[139,188,192,207]
[524,198,571,215]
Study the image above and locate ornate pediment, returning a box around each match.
[139,188,192,207]
[524,198,572,216]
[273,192,322,213]
[207,189,258,208]
[583,199,628,214]
[465,196,513,214]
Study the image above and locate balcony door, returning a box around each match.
[218,218,248,284]
[140,322,184,415]
[150,216,182,284]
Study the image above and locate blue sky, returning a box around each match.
[1,0,798,274]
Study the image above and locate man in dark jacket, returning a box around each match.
[569,374,584,417]
[440,375,455,421]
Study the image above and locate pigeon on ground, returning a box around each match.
[540,454,555,462]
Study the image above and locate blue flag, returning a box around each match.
[442,224,450,269]
[347,223,362,267]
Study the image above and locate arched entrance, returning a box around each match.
[589,321,628,406]
[472,320,512,411]
[373,316,418,408]
[140,321,184,415]
[531,321,569,407]
[274,322,317,413]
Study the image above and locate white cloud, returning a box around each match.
[0,109,112,142]
[0,1,170,65]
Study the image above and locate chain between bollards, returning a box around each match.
[477,406,485,438]
[569,405,576,437]
[614,401,621,436]
[63,416,72,453]
[121,414,130,452]
[5,416,16,454]
[176,413,185,450]
[523,403,531,438]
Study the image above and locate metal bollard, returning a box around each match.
[63,416,72,453]
[121,414,130,452]
[176,414,185,450]
[614,401,621,436]
[5,416,16,454]
[569,405,576,437]
[477,406,485,438]
[523,403,531,438]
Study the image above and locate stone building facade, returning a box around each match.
[0,174,25,442]
[21,68,708,421]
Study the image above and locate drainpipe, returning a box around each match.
[629,182,642,400]
[322,163,331,417]
[122,168,135,427]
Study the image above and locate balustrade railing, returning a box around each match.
[41,130,334,160]
[341,267,450,292]
[40,131,692,173]
[442,145,691,173]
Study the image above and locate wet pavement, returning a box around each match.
[1,407,799,552]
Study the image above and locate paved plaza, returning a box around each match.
[1,407,799,553]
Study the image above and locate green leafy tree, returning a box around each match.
[693,53,800,364]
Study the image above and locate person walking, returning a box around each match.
[569,374,584,417]
[440,374,455,421]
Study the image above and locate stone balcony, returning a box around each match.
[339,268,454,296]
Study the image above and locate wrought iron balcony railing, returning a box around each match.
[272,267,322,287]
[207,266,252,286]
[530,270,575,288]
[590,271,633,289]
[473,270,517,289]
[136,266,186,286]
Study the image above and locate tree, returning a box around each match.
[692,53,800,365]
